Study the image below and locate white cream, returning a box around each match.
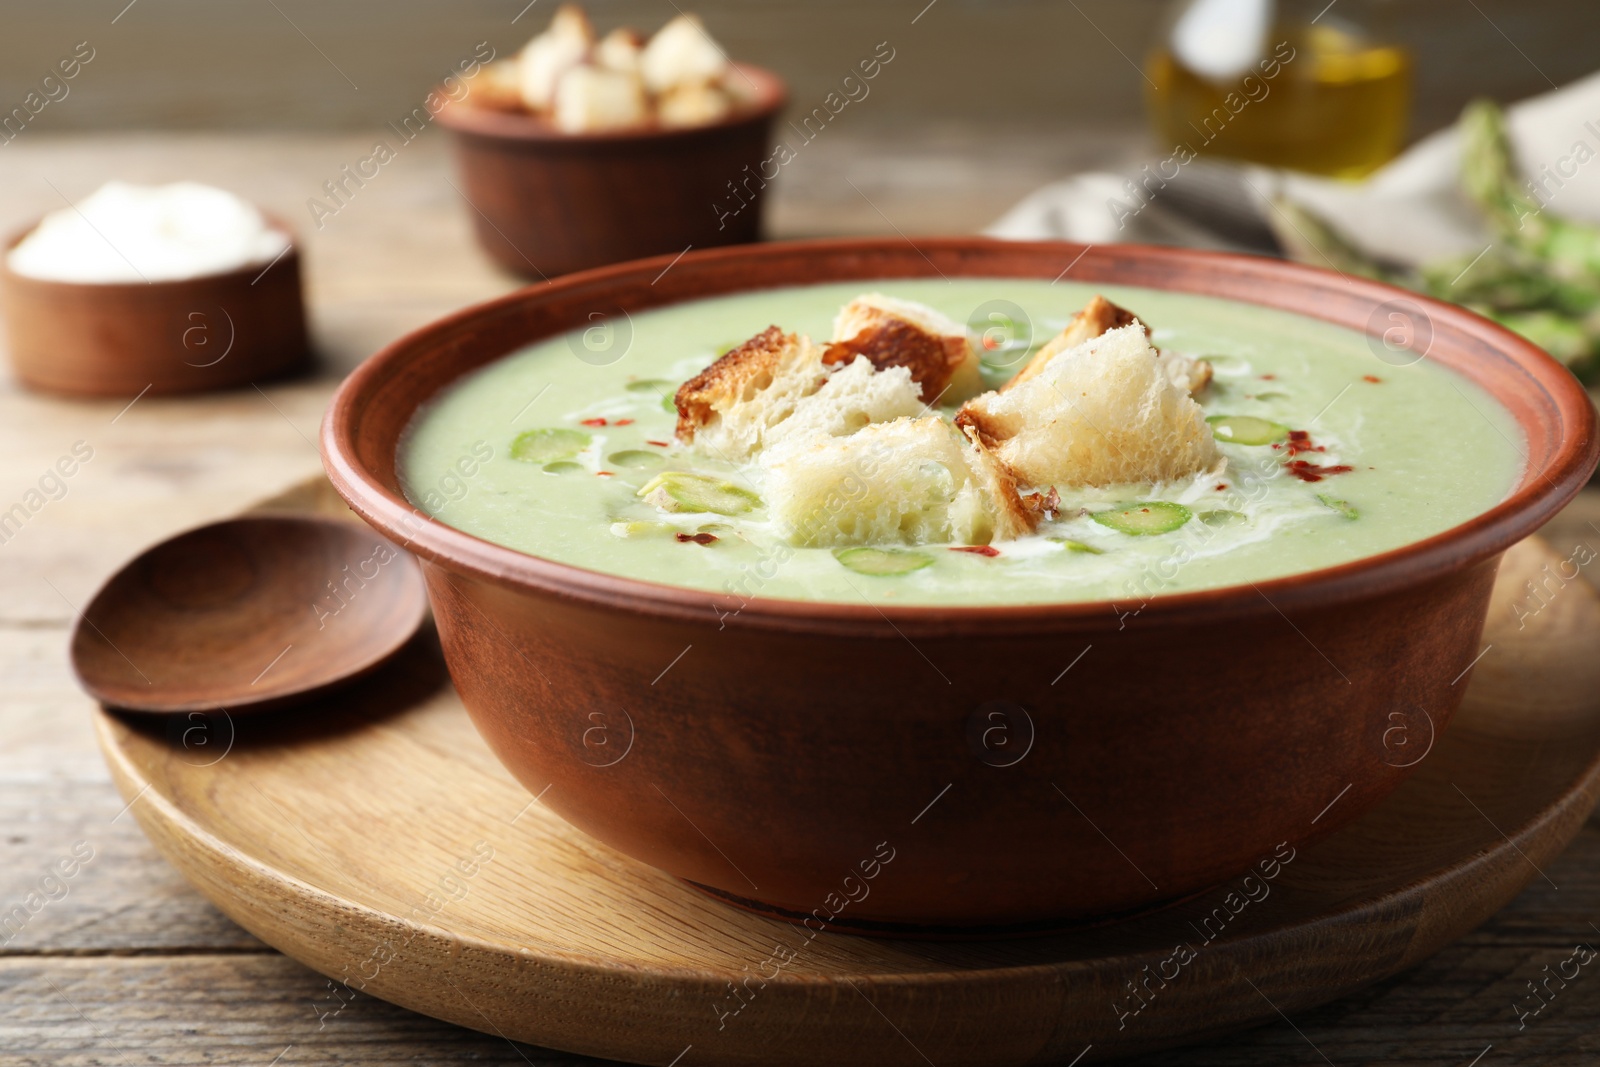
[7,181,290,284]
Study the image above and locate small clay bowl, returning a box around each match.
[0,214,310,397]
[322,239,1599,935]
[436,64,786,278]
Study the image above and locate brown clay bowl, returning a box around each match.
[0,216,310,397]
[435,63,786,278]
[321,238,1599,935]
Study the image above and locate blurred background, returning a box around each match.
[1,0,1593,234]
[3,0,1590,135]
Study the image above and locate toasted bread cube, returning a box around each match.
[1007,295,1210,396]
[1004,295,1140,392]
[673,326,922,462]
[956,323,1222,488]
[553,66,648,133]
[596,27,645,73]
[761,416,1038,547]
[674,327,824,456]
[518,4,594,111]
[546,3,593,40]
[1159,352,1213,393]
[466,59,526,111]
[658,80,734,128]
[826,293,981,405]
[640,13,729,94]
[780,355,923,443]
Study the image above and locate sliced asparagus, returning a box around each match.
[511,428,591,463]
[638,472,761,516]
[1207,415,1290,445]
[1317,493,1359,520]
[1048,537,1105,554]
[607,449,665,470]
[833,546,935,576]
[1091,502,1192,536]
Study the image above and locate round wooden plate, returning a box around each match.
[94,517,1600,1067]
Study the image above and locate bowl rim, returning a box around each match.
[434,61,787,144]
[321,237,1600,635]
[0,209,301,292]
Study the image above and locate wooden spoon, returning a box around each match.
[70,514,428,714]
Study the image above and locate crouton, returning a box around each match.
[826,293,982,405]
[1159,353,1213,394]
[778,356,923,443]
[546,4,594,40]
[553,66,648,132]
[674,327,812,446]
[1006,295,1211,396]
[595,28,645,73]
[519,4,594,111]
[466,59,525,111]
[672,326,922,462]
[1004,296,1141,392]
[640,13,729,94]
[761,416,1039,547]
[956,323,1222,488]
[658,81,734,128]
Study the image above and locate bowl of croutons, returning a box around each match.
[440,5,785,278]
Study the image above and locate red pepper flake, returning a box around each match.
[580,417,608,427]
[1363,375,1382,383]
[1215,483,1227,491]
[596,470,614,477]
[981,334,1002,351]
[675,532,718,545]
[1285,460,1353,482]
[1284,430,1325,457]
[615,418,635,426]
[949,545,1001,557]
[646,439,671,447]
[1260,374,1277,380]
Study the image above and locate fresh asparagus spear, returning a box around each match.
[1457,99,1543,237]
[1475,305,1600,368]
[1264,197,1400,283]
[1270,195,1600,383]
[1419,244,1600,316]
[1264,99,1600,385]
[1459,98,1600,283]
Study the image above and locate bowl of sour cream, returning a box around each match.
[1,181,310,397]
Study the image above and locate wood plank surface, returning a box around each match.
[77,534,1600,1066]
[2,129,1599,1065]
[0,828,1597,1066]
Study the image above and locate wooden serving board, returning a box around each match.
[93,480,1600,1066]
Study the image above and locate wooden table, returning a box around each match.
[3,131,1598,1066]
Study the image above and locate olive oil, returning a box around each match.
[1146,22,1411,178]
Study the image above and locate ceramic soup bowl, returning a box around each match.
[322,238,1597,935]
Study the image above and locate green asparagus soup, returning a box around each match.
[398,279,1523,606]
